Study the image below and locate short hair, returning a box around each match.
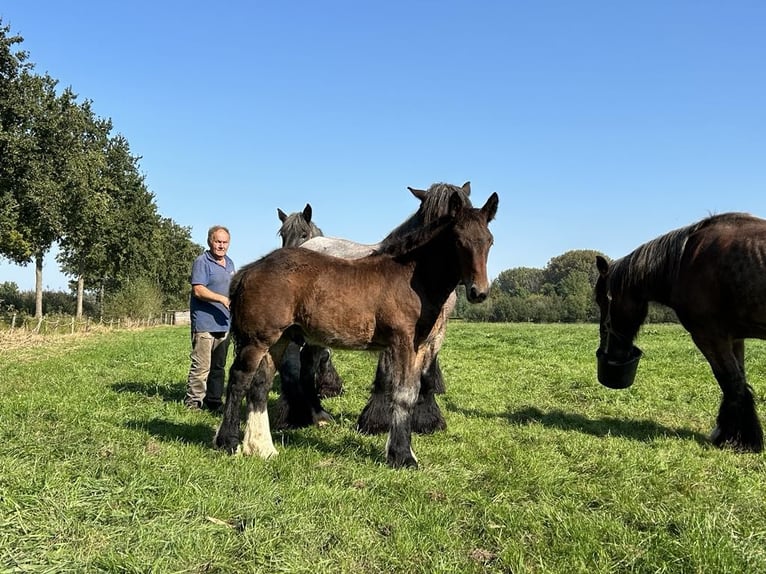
[207,225,230,246]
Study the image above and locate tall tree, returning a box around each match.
[0,21,32,263]
[56,100,113,317]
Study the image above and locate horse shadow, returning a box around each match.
[127,418,215,446]
[444,399,709,446]
[112,380,185,403]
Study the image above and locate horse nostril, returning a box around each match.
[469,286,487,303]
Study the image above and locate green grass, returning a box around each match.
[1,323,765,573]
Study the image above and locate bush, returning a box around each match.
[103,278,164,320]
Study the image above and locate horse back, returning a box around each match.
[675,216,766,333]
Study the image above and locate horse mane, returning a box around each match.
[610,212,755,293]
[375,213,454,259]
[378,182,472,250]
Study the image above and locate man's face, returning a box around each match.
[209,230,230,259]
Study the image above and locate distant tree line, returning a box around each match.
[0,20,201,319]
[454,249,679,324]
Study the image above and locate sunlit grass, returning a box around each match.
[1,323,765,572]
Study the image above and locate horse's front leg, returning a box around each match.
[241,339,290,458]
[695,335,763,452]
[385,344,422,469]
[215,344,267,454]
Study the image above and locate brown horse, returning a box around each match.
[276,182,473,434]
[595,212,766,452]
[216,191,499,468]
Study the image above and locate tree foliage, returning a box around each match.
[0,19,202,318]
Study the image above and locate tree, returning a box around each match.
[493,267,545,297]
[1,72,85,317]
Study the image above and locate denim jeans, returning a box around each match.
[185,331,230,407]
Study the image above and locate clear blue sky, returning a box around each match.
[2,1,765,292]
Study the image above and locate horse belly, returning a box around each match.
[298,287,384,350]
[677,245,766,336]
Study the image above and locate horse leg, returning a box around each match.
[315,347,344,398]
[360,306,450,435]
[694,335,763,452]
[357,350,395,435]
[274,341,315,429]
[302,345,335,426]
[241,340,287,458]
[385,345,421,469]
[214,343,267,454]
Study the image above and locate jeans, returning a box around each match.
[185,331,230,407]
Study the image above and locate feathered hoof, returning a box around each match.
[386,452,419,469]
[710,425,764,453]
[313,409,335,427]
[272,396,315,430]
[213,431,240,455]
[411,397,447,434]
[357,399,391,435]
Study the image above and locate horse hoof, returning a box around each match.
[710,426,764,453]
[313,410,334,427]
[387,455,419,470]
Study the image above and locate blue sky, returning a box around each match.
[1,1,765,292]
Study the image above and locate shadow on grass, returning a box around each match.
[507,406,708,445]
[112,380,186,403]
[445,398,708,446]
[127,418,215,446]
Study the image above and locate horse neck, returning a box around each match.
[407,228,462,304]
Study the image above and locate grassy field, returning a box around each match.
[1,322,765,573]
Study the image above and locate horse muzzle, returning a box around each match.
[466,283,489,303]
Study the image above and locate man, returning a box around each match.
[184,225,235,412]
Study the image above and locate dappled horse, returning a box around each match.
[594,212,766,452]
[277,182,474,434]
[216,191,498,468]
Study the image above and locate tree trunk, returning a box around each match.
[35,252,44,319]
[76,276,84,319]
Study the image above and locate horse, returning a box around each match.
[276,182,473,435]
[216,191,499,468]
[594,212,766,453]
[276,203,344,405]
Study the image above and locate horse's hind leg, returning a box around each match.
[696,335,764,452]
[215,344,267,454]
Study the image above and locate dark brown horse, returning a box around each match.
[216,191,498,468]
[595,212,766,452]
[276,182,474,434]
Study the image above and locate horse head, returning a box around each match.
[451,191,498,303]
[277,204,323,247]
[594,255,644,388]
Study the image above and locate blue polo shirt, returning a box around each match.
[189,250,236,333]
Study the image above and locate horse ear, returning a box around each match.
[596,255,610,277]
[408,186,428,202]
[461,181,471,196]
[302,203,313,223]
[481,192,499,222]
[278,208,288,223]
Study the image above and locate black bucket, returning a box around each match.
[596,346,643,389]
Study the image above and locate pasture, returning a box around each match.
[1,323,765,573]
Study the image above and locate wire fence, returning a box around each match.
[0,310,189,336]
